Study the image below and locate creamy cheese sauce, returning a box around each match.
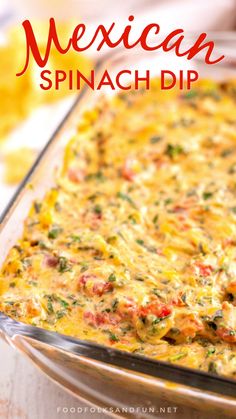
[1,79,236,377]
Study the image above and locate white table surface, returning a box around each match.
[0,339,105,419]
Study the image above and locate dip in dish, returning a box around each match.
[1,79,236,378]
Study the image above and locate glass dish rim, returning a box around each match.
[0,45,236,400]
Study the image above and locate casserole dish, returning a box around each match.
[1,41,236,417]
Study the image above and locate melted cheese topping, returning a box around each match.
[1,79,236,377]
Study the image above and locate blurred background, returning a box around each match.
[0,0,235,215]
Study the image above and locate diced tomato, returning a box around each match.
[173,206,186,213]
[216,327,236,343]
[83,311,97,327]
[95,312,109,325]
[84,311,107,327]
[195,263,214,277]
[93,212,102,221]
[43,255,58,268]
[121,159,135,181]
[138,300,172,319]
[78,273,95,291]
[92,281,113,296]
[78,274,113,296]
[68,168,85,183]
[78,274,93,287]
[84,311,121,327]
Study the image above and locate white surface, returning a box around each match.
[0,339,104,419]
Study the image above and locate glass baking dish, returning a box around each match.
[0,38,236,418]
